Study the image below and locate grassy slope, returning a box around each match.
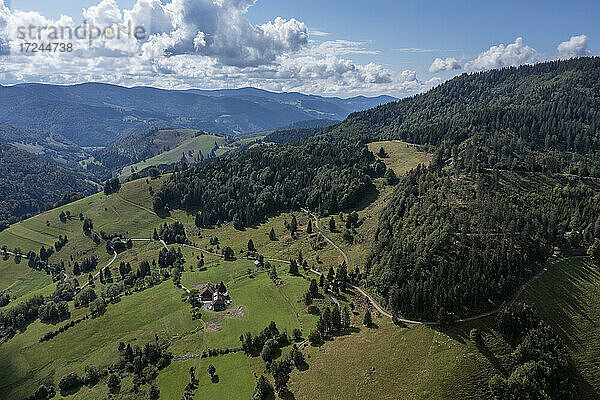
[521,257,600,399]
[290,316,495,400]
[0,258,53,301]
[0,140,434,400]
[118,134,230,179]
[0,282,194,399]
[317,141,431,269]
[0,172,316,399]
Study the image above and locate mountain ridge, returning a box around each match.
[0,82,396,147]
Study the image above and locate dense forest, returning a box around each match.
[153,140,380,228]
[333,58,600,320]
[264,127,323,144]
[366,161,599,320]
[0,144,97,221]
[326,58,600,155]
[490,303,578,399]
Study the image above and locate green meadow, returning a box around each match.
[4,140,597,400]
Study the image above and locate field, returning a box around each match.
[290,316,496,400]
[0,258,53,302]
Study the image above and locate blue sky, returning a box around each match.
[0,0,598,97]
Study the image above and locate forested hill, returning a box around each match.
[153,140,380,228]
[325,57,600,321]
[0,123,84,163]
[0,144,98,221]
[152,58,600,322]
[327,57,600,157]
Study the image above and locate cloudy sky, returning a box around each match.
[0,0,597,97]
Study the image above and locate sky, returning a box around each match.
[0,0,598,97]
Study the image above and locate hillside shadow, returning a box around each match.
[353,186,380,212]
[532,259,599,350]
[574,369,600,400]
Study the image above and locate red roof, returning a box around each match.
[198,283,216,298]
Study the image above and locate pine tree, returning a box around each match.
[329,217,336,232]
[269,227,277,241]
[304,291,312,306]
[73,262,81,276]
[289,259,299,275]
[307,219,313,234]
[207,364,216,378]
[363,309,372,327]
[252,375,274,400]
[327,266,335,283]
[290,215,298,233]
[149,384,160,400]
[309,279,319,296]
[248,239,256,252]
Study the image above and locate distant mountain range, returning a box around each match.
[0,83,396,147]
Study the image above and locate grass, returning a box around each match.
[367,141,431,177]
[0,177,170,279]
[0,175,319,399]
[289,308,496,400]
[317,141,430,269]
[0,258,53,303]
[158,353,255,400]
[118,134,230,179]
[521,257,600,399]
[0,281,195,400]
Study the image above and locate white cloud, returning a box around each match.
[151,54,426,96]
[151,0,308,67]
[123,0,174,36]
[429,57,461,73]
[557,35,591,59]
[308,29,329,37]
[464,37,545,72]
[0,0,438,97]
[307,40,380,57]
[83,0,123,27]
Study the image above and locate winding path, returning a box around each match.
[301,209,554,326]
[75,250,117,295]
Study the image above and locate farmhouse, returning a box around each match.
[198,283,217,301]
[196,282,230,311]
